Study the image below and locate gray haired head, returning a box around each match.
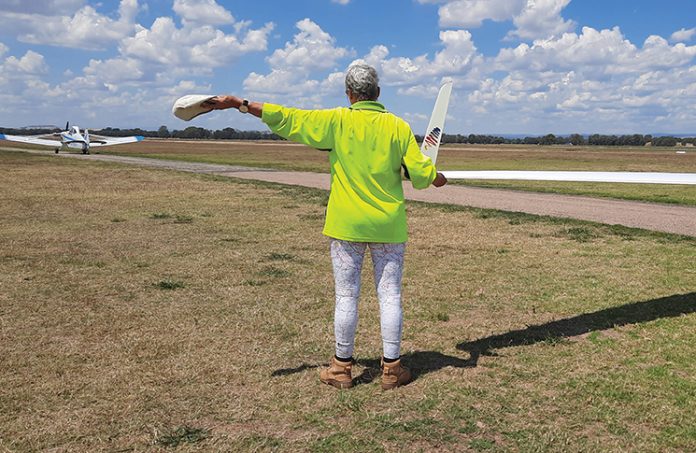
[345,64,380,101]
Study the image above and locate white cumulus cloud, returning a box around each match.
[356,29,480,87]
[244,19,353,102]
[120,17,273,68]
[246,20,482,106]
[495,27,696,75]
[439,0,524,28]
[508,0,575,40]
[3,50,48,74]
[0,0,140,50]
[670,27,696,43]
[0,49,51,114]
[0,0,86,14]
[267,18,353,71]
[465,25,696,133]
[83,58,145,84]
[0,2,275,128]
[435,0,574,41]
[173,0,234,26]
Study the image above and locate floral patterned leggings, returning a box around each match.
[330,238,406,360]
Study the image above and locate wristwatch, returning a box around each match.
[239,99,249,113]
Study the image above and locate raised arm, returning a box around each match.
[203,95,336,150]
[203,95,264,118]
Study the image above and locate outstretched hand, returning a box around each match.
[202,95,240,110]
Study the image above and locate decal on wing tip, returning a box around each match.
[136,136,144,141]
[423,127,441,150]
[0,134,5,140]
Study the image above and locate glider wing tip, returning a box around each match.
[136,136,144,141]
[0,134,5,140]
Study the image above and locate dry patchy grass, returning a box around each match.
[1,151,694,452]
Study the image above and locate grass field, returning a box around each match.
[88,140,696,206]
[1,150,694,452]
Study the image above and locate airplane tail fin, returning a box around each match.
[421,81,453,165]
[85,129,89,145]
[65,121,69,131]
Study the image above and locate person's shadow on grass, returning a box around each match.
[272,292,695,384]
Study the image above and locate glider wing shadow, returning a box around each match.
[457,292,695,366]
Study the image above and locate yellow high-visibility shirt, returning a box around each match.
[262,101,437,243]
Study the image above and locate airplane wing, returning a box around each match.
[440,170,696,185]
[89,136,144,147]
[0,133,62,147]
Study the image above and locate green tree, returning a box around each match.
[539,134,556,145]
[569,134,585,146]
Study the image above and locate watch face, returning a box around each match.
[239,104,249,113]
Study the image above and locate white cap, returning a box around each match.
[172,94,216,121]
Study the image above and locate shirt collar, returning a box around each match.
[349,100,387,112]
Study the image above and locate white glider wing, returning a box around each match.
[441,170,696,185]
[0,133,62,147]
[421,81,452,164]
[89,136,144,147]
[418,83,696,185]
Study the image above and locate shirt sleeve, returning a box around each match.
[402,131,437,189]
[262,103,337,150]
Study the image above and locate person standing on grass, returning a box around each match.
[203,64,447,390]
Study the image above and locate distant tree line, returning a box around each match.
[95,126,285,141]
[2,126,695,147]
[0,125,283,141]
[413,133,696,147]
[0,127,59,136]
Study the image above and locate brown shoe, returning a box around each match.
[320,357,353,389]
[381,359,411,390]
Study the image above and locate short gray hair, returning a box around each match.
[345,64,380,101]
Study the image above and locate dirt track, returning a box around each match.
[14,149,696,237]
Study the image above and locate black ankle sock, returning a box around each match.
[335,354,352,363]
[383,356,399,363]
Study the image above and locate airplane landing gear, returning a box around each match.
[55,148,59,154]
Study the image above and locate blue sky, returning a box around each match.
[1,0,695,135]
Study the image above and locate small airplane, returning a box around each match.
[0,122,144,154]
[422,83,696,185]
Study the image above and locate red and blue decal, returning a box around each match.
[423,127,441,149]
